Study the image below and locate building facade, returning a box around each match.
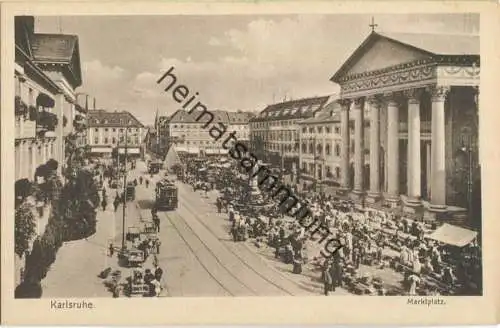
[298,101,343,184]
[87,110,145,158]
[15,16,84,182]
[168,109,254,156]
[14,16,85,287]
[249,96,330,171]
[331,31,480,222]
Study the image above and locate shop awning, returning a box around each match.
[424,223,477,247]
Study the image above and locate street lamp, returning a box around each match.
[459,136,474,218]
[117,127,139,250]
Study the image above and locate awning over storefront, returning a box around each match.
[91,147,112,153]
[118,147,140,155]
[425,223,477,247]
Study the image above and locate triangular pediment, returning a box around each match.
[332,32,434,81]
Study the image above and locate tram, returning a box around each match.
[155,178,178,210]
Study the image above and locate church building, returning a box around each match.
[330,31,480,224]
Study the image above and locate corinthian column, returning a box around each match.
[405,89,423,207]
[385,93,400,207]
[430,86,450,210]
[366,96,380,203]
[339,99,351,192]
[352,98,365,194]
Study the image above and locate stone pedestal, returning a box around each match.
[384,195,400,208]
[349,189,365,203]
[424,205,448,222]
[402,198,422,214]
[336,187,350,197]
[365,191,381,204]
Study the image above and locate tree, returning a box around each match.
[14,203,36,258]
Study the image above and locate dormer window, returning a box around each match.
[103,119,108,124]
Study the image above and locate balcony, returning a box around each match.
[36,111,58,135]
[14,96,28,117]
[73,114,87,133]
[399,121,431,133]
[15,119,36,139]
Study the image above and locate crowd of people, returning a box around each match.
[177,156,482,296]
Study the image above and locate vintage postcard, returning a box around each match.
[1,0,499,325]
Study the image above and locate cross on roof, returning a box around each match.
[369,16,378,32]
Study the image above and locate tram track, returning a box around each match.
[176,185,298,296]
[134,196,241,296]
[161,209,256,296]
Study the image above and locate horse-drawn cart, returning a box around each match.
[129,268,150,297]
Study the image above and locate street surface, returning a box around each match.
[40,160,321,297]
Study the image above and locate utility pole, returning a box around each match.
[121,126,128,250]
[312,136,317,192]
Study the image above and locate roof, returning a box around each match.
[227,111,255,124]
[379,32,479,56]
[331,31,480,82]
[169,109,252,124]
[299,100,341,124]
[87,110,145,128]
[251,96,330,123]
[31,33,79,63]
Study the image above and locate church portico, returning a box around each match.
[331,31,479,224]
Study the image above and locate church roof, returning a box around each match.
[331,31,479,83]
[379,32,479,56]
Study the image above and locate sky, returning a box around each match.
[35,14,479,126]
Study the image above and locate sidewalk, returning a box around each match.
[41,196,118,298]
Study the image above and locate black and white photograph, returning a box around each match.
[11,12,483,301]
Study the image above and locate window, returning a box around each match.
[127,137,131,143]
[335,126,340,134]
[119,128,124,133]
[335,144,341,157]
[104,137,109,144]
[113,128,116,132]
[325,144,331,155]
[309,143,314,154]
[120,136,124,143]
[135,136,139,144]
[136,128,139,132]
[316,144,322,156]
[326,127,331,134]
[95,128,98,132]
[112,137,116,144]
[94,137,99,144]
[335,167,340,179]
[318,126,323,133]
[104,128,108,132]
[309,127,314,133]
